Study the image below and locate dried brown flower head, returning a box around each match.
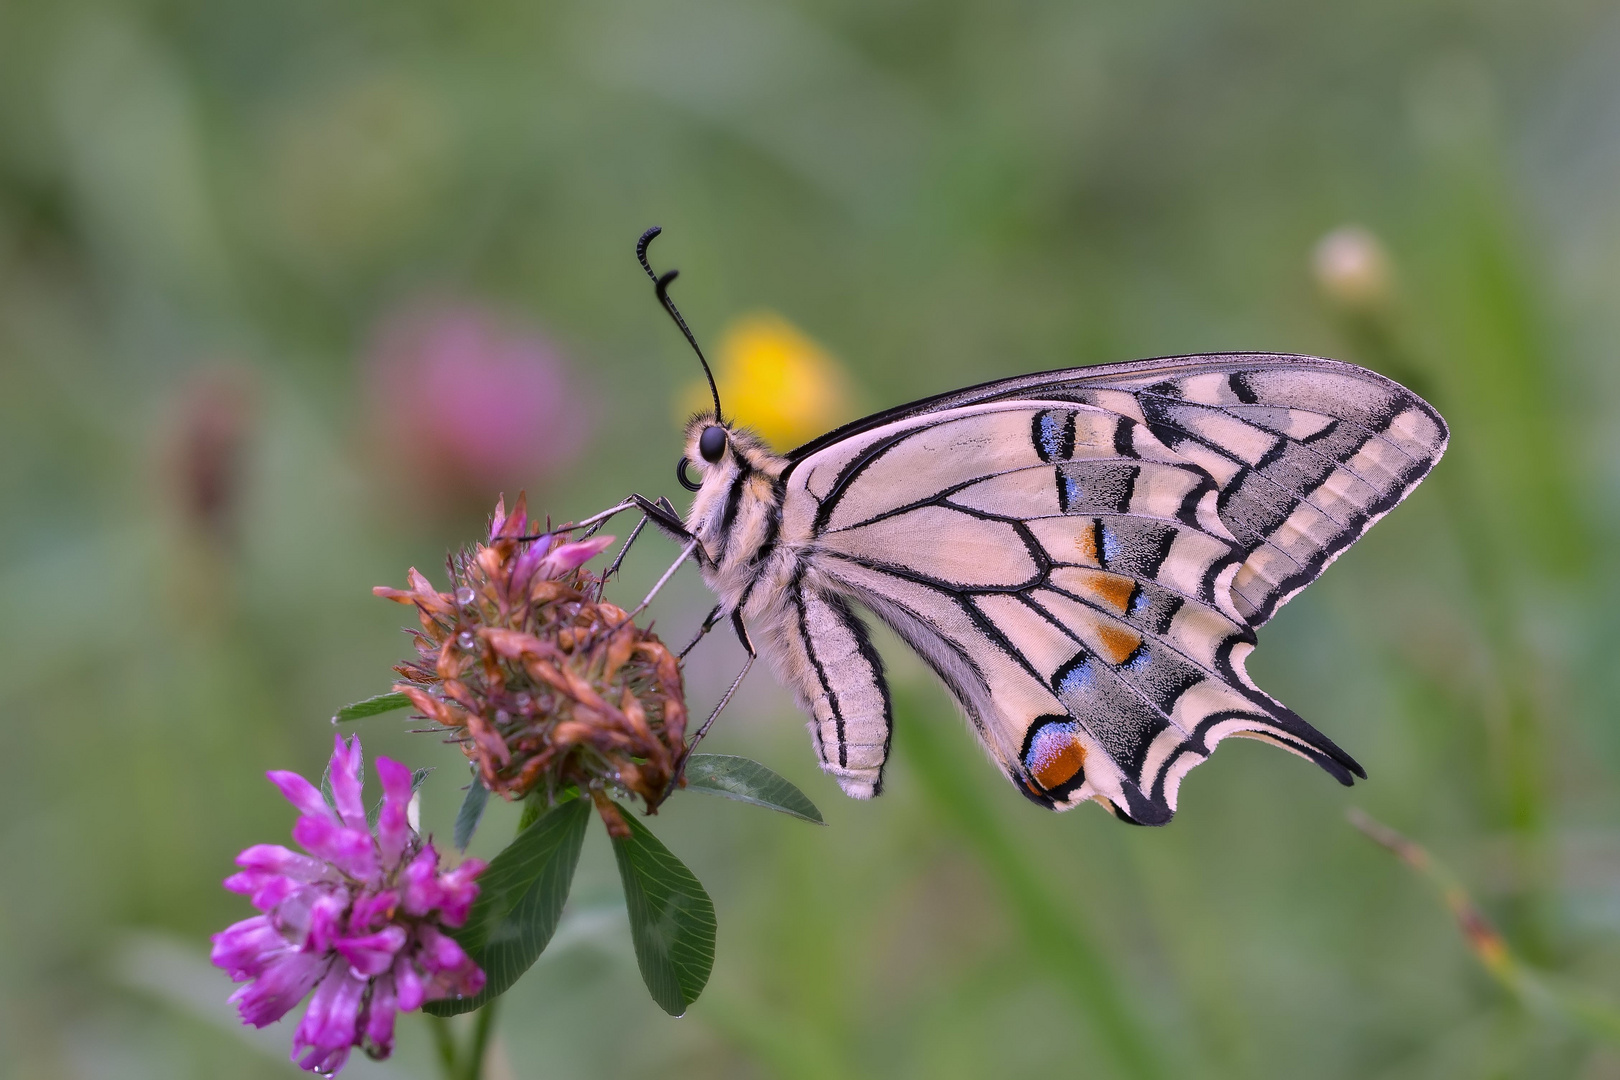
[374,495,687,825]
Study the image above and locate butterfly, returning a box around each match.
[628,228,1447,825]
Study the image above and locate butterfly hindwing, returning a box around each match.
[784,398,1367,821]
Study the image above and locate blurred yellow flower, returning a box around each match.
[680,312,855,450]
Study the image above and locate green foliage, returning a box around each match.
[683,754,825,824]
[426,798,591,1017]
[611,806,718,1017]
[454,775,490,852]
[331,692,412,723]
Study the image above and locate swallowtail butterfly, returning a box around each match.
[631,229,1447,825]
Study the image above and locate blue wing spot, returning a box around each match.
[1033,409,1076,463]
[1022,715,1087,797]
[1036,411,1066,462]
[1063,473,1085,511]
[1100,524,1123,567]
[1055,654,1097,697]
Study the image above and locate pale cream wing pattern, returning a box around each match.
[775,355,1447,823]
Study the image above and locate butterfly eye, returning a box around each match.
[698,425,728,463]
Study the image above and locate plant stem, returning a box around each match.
[429,1014,459,1079]
[463,1000,500,1080]
[1340,309,1555,958]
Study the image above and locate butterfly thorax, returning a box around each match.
[680,418,796,615]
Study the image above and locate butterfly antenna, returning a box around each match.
[637,226,723,422]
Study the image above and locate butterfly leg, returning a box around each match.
[599,513,649,585]
[580,495,699,613]
[678,604,726,660]
[689,613,756,745]
[568,497,638,534]
[615,537,698,625]
[629,493,693,542]
[561,494,690,544]
[662,612,756,803]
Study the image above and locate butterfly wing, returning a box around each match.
[777,359,1443,821]
[789,354,1449,627]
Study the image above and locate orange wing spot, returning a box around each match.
[1067,568,1137,615]
[1094,620,1144,666]
[1073,519,1101,566]
[1030,732,1087,791]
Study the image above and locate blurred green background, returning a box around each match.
[4,0,1620,1076]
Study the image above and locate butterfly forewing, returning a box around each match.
[788,354,1449,629]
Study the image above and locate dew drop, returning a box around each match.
[456,631,477,651]
[455,586,476,607]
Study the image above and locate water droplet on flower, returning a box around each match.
[457,631,477,651]
[515,693,531,709]
[455,586,476,607]
[495,710,511,725]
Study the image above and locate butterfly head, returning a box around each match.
[676,413,788,572]
[677,415,783,492]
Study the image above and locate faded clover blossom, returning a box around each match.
[363,301,590,511]
[211,735,486,1074]
[374,494,689,833]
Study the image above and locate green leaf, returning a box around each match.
[611,805,716,1016]
[454,777,490,852]
[331,691,412,723]
[424,798,591,1017]
[683,755,825,824]
[517,785,576,832]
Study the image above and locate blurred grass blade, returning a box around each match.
[425,797,591,1017]
[684,754,824,824]
[896,691,1166,1080]
[1348,808,1620,1043]
[332,691,411,723]
[611,804,716,1016]
[455,777,491,851]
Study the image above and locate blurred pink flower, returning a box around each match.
[363,301,590,508]
[212,735,486,1074]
